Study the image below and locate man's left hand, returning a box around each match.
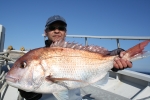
[113,51,132,70]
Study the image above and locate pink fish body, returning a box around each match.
[5,40,150,93]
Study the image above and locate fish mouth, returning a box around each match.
[5,75,18,83]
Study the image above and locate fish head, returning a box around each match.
[5,49,45,92]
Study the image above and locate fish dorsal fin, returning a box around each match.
[50,40,109,55]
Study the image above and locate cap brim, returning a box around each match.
[45,20,67,27]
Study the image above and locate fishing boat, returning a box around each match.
[0,25,150,100]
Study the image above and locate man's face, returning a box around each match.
[45,21,66,42]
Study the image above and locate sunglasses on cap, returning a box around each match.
[46,26,66,31]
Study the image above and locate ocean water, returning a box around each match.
[140,72,150,75]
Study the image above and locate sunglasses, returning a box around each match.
[46,26,66,31]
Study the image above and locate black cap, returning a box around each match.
[45,15,67,27]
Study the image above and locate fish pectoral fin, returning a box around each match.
[46,75,84,83]
[91,73,109,88]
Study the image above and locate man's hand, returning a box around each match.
[113,51,132,69]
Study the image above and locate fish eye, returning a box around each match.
[20,61,27,68]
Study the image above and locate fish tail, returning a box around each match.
[124,40,150,61]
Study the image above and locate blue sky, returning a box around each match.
[0,0,150,73]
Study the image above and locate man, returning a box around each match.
[18,15,132,100]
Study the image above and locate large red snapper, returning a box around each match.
[5,40,150,93]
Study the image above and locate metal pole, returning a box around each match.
[116,39,120,80]
[85,37,88,46]
[0,25,5,100]
[116,39,120,48]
